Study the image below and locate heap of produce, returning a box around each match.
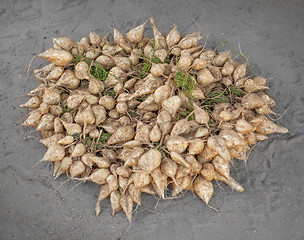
[22,18,288,221]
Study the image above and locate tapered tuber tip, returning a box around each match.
[95,201,101,216]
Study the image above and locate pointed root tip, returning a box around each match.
[281,127,289,133]
[95,202,101,216]
[126,214,132,222]
[207,204,219,212]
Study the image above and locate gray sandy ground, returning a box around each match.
[0,0,303,239]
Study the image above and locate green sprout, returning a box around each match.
[136,94,148,102]
[174,71,196,101]
[132,60,152,79]
[73,54,84,64]
[227,85,245,97]
[208,119,215,125]
[81,58,109,81]
[153,142,162,151]
[72,133,81,141]
[95,132,112,148]
[128,111,139,118]
[105,88,115,97]
[188,115,195,121]
[83,132,112,148]
[179,109,195,121]
[142,61,152,72]
[84,137,93,147]
[202,90,230,110]
[205,90,230,104]
[151,56,163,64]
[89,65,108,81]
[201,85,245,110]
[62,106,73,114]
[202,105,212,114]
[98,132,112,143]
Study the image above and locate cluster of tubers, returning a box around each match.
[22,18,288,222]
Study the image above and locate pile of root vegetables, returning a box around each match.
[22,18,288,221]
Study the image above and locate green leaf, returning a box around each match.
[105,88,115,97]
[151,56,163,64]
[205,90,230,103]
[90,65,108,81]
[85,137,93,147]
[82,58,109,81]
[62,106,73,114]
[174,71,196,101]
[98,132,112,143]
[72,133,80,141]
[128,111,139,118]
[136,94,148,102]
[228,86,245,97]
[73,54,84,64]
[131,60,152,79]
[179,110,195,121]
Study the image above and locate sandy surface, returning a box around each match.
[1,0,303,239]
